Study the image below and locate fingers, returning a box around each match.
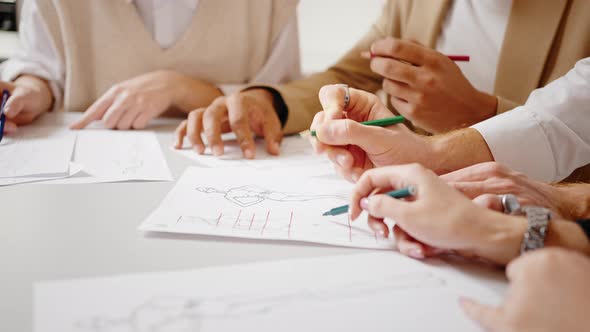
[310,111,329,154]
[350,165,422,219]
[132,111,152,130]
[393,226,427,259]
[440,162,509,183]
[3,121,18,135]
[472,194,504,212]
[261,112,282,156]
[202,100,227,156]
[3,86,28,119]
[318,85,379,121]
[370,57,418,86]
[186,109,205,154]
[71,89,116,129]
[174,120,188,150]
[370,37,430,66]
[325,147,354,171]
[226,95,255,159]
[102,96,130,129]
[367,215,389,238]
[459,297,503,332]
[115,106,142,130]
[382,79,418,102]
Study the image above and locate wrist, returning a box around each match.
[166,71,222,112]
[427,128,493,175]
[473,211,527,265]
[473,91,497,124]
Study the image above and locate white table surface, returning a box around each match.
[0,31,18,60]
[0,113,507,332]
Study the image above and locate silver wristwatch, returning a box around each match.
[502,194,552,254]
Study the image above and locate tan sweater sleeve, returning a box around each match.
[275,0,402,134]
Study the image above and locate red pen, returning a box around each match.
[362,51,470,62]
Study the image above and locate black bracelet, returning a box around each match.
[575,219,590,241]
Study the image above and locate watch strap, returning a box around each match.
[520,207,551,254]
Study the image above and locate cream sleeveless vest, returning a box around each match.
[37,0,298,112]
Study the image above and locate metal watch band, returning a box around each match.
[520,206,552,254]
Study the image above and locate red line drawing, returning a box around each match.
[288,210,294,239]
[260,210,271,236]
[348,214,352,242]
[248,213,256,231]
[233,210,242,229]
[216,212,223,227]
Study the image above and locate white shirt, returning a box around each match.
[472,58,590,182]
[0,0,301,110]
[436,0,513,94]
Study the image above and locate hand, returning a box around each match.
[441,162,577,219]
[368,38,497,133]
[0,75,53,134]
[461,248,590,332]
[71,70,221,130]
[311,84,436,182]
[349,164,526,265]
[173,89,282,159]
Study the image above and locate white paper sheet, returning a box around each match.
[34,252,501,332]
[140,167,395,249]
[48,130,173,184]
[0,162,83,186]
[0,126,75,178]
[175,134,333,174]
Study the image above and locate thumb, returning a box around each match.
[459,297,503,332]
[315,119,386,152]
[364,193,409,220]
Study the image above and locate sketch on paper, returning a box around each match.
[74,272,446,332]
[195,185,346,207]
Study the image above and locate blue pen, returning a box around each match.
[0,90,10,143]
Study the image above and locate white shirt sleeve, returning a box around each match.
[217,15,302,96]
[0,0,64,112]
[472,58,590,182]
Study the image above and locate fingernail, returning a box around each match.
[245,149,255,159]
[376,230,385,238]
[213,146,223,156]
[336,154,347,167]
[409,248,424,259]
[360,198,369,210]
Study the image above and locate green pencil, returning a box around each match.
[322,186,416,217]
[311,115,405,137]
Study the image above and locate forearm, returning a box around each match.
[171,72,223,112]
[553,183,590,220]
[429,128,494,175]
[14,75,54,112]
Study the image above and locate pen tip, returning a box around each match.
[322,211,331,216]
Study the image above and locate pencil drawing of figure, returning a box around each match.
[75,272,445,332]
[195,185,346,207]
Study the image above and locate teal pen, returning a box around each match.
[322,186,416,216]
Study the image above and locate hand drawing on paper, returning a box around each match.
[195,185,346,207]
[74,272,446,332]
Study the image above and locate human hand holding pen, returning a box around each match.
[310,84,437,182]
[364,37,497,133]
[0,76,54,135]
[349,164,526,265]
